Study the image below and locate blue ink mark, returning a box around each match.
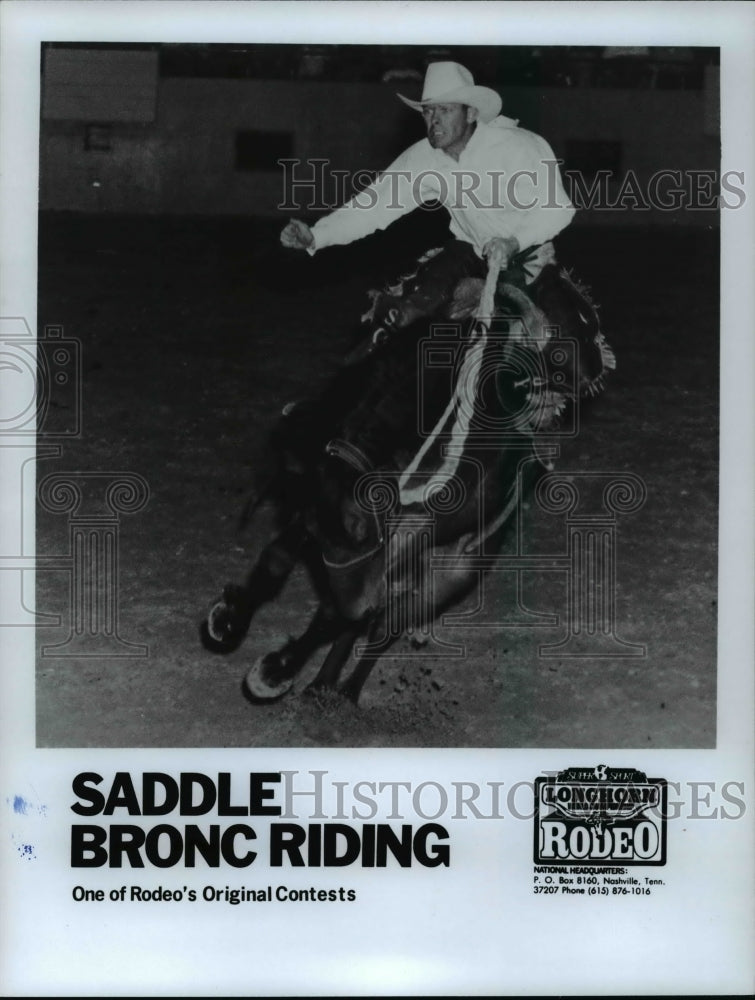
[17,843,35,860]
[7,794,47,816]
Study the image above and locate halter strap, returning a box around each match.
[321,438,386,570]
[325,438,373,475]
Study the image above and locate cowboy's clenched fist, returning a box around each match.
[280,218,315,251]
[482,236,520,268]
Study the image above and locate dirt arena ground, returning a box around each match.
[35,213,719,748]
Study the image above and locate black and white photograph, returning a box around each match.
[1,2,753,996]
[31,37,722,750]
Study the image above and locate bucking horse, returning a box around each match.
[202,243,614,704]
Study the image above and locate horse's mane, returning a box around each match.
[338,327,438,471]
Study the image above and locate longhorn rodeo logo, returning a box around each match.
[534,766,667,866]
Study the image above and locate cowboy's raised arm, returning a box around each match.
[294,144,433,255]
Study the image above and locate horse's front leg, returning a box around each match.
[202,516,308,653]
[305,619,365,696]
[244,602,344,701]
[338,612,399,704]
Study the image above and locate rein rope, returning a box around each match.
[321,246,532,570]
[397,244,506,506]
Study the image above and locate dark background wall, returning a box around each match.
[38,44,720,227]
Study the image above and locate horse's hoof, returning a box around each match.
[336,681,362,706]
[202,603,243,653]
[302,681,331,701]
[202,586,251,653]
[244,653,296,701]
[200,617,228,653]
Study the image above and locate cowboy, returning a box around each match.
[281,61,576,334]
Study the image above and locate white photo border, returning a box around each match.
[1,2,753,995]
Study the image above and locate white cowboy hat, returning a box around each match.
[398,61,502,124]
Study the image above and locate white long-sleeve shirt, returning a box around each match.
[310,115,575,257]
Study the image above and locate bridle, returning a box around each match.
[320,438,387,570]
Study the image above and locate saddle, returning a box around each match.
[276,250,615,497]
[358,247,614,420]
